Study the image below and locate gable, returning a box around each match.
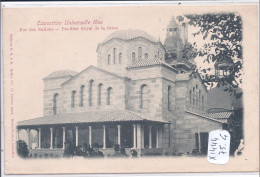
[61,65,125,86]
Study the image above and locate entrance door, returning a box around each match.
[195,132,209,155]
[200,132,209,155]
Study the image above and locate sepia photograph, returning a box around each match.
[2,3,259,174]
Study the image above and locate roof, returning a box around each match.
[186,111,228,123]
[126,58,176,71]
[175,73,191,81]
[17,110,169,127]
[102,29,159,44]
[45,70,78,79]
[61,65,126,86]
[202,112,233,119]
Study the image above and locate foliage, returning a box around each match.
[177,13,243,94]
[17,140,29,158]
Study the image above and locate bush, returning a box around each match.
[17,140,29,158]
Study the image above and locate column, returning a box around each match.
[156,127,159,148]
[27,128,30,149]
[117,125,121,146]
[133,124,136,148]
[50,127,53,149]
[38,128,41,149]
[75,126,79,147]
[103,125,106,149]
[89,126,92,147]
[141,125,145,148]
[148,126,152,148]
[62,127,66,149]
[136,124,142,149]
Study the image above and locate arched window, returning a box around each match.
[98,83,103,106]
[189,90,192,107]
[202,95,204,111]
[53,93,59,115]
[107,55,111,65]
[168,86,172,111]
[158,51,160,59]
[193,87,195,108]
[118,53,122,64]
[107,87,113,105]
[132,52,136,62]
[89,80,94,106]
[145,53,148,59]
[138,47,142,59]
[199,90,201,109]
[141,84,149,109]
[79,85,85,107]
[113,48,117,64]
[71,91,76,107]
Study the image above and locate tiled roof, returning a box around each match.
[202,112,233,119]
[102,29,159,43]
[45,70,78,79]
[186,111,227,123]
[17,110,168,127]
[126,58,176,70]
[175,73,191,81]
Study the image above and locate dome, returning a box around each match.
[102,29,159,43]
[45,70,78,79]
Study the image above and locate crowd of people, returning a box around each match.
[63,141,138,158]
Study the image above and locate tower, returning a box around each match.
[164,16,195,73]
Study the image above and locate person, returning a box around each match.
[234,139,244,156]
[130,149,138,158]
[92,144,104,157]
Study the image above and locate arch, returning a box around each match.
[113,48,117,64]
[107,55,111,65]
[71,90,76,107]
[138,47,142,59]
[202,95,205,110]
[189,90,192,107]
[79,85,85,107]
[98,83,103,106]
[53,93,59,115]
[107,87,113,105]
[141,84,149,109]
[192,87,195,108]
[199,90,201,109]
[168,85,172,111]
[89,80,94,106]
[118,53,122,64]
[132,52,136,62]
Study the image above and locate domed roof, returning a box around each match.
[45,70,78,79]
[102,29,159,43]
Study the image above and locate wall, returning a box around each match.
[172,112,223,154]
[43,76,72,116]
[97,38,165,76]
[61,66,126,114]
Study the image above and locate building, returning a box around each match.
[17,17,234,157]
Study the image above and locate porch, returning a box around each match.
[17,110,169,157]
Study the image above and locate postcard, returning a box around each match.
[2,3,259,174]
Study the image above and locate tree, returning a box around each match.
[177,13,243,96]
[17,140,29,158]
